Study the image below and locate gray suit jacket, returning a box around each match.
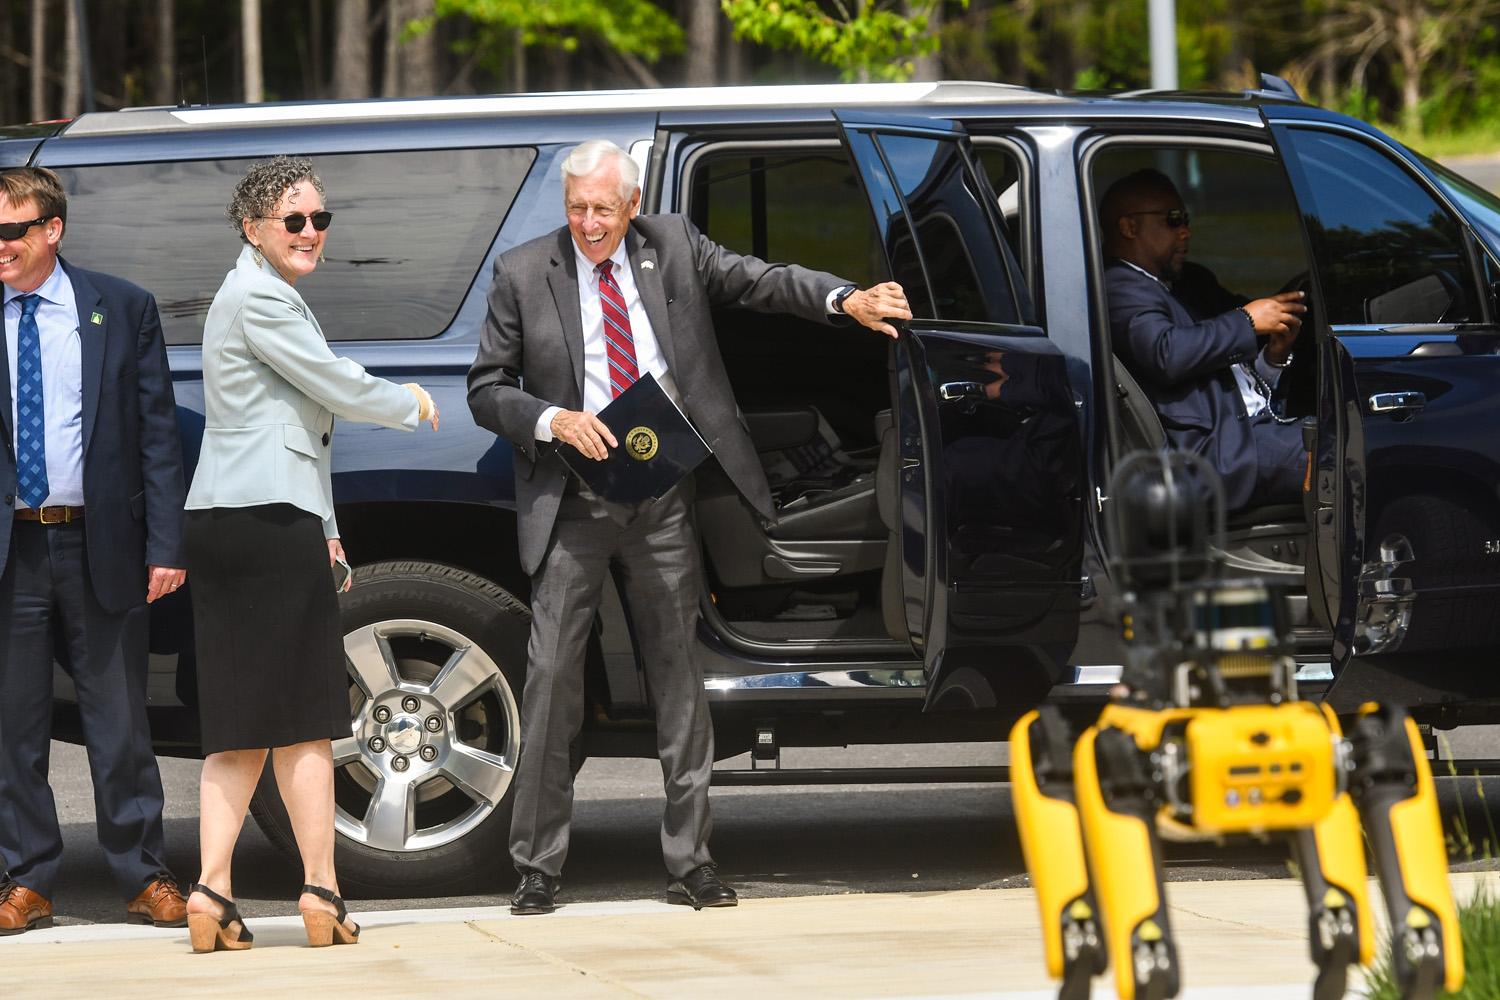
[186,245,419,538]
[468,215,848,575]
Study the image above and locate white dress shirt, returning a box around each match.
[4,260,84,507]
[534,240,683,442]
[1117,258,1282,418]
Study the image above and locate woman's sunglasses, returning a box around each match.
[0,215,53,241]
[258,211,334,234]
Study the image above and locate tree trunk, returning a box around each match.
[907,0,942,81]
[242,0,263,102]
[61,0,80,117]
[333,0,371,98]
[1393,4,1421,134]
[513,27,526,93]
[397,0,439,96]
[682,0,718,86]
[153,0,176,105]
[723,21,746,84]
[310,0,325,99]
[29,0,46,121]
[0,3,15,125]
[382,0,400,96]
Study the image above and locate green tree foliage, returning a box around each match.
[720,0,964,82]
[430,0,683,60]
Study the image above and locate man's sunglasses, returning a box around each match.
[258,211,334,234]
[1126,209,1191,229]
[0,216,54,241]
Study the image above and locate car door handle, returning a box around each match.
[1368,391,1426,415]
[938,381,985,401]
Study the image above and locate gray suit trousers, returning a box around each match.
[510,481,714,879]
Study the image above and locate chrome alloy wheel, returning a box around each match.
[337,618,520,853]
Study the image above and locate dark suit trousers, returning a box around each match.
[1250,418,1306,508]
[511,481,714,880]
[0,520,169,900]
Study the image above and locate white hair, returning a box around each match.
[560,140,639,203]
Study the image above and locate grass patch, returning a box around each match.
[1361,879,1500,999]
[1376,121,1500,160]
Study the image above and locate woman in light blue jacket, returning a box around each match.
[182,156,439,953]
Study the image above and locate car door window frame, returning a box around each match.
[1077,133,1292,470]
[970,134,1036,301]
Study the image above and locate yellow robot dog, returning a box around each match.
[1011,452,1460,1000]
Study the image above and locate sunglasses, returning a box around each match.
[257,211,334,234]
[0,215,53,241]
[1126,208,1191,229]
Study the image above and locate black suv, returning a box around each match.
[11,78,1500,891]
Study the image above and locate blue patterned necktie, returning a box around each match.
[14,293,49,508]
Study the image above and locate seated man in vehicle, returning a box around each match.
[1101,168,1307,512]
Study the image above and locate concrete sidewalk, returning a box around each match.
[4,874,1493,999]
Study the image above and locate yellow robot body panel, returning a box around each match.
[1185,703,1338,834]
[1388,718,1463,992]
[1074,726,1167,1000]
[1094,703,1195,751]
[1008,711,1093,979]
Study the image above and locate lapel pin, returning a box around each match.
[641,260,654,270]
[90,311,103,325]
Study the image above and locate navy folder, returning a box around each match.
[555,373,712,504]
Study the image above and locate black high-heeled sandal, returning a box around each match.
[300,884,360,947]
[186,883,253,953]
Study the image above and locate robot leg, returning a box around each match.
[1292,706,1376,1000]
[1074,725,1178,1000]
[1347,703,1463,998]
[1009,708,1104,999]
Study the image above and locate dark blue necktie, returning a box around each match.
[15,293,49,508]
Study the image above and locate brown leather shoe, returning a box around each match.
[0,879,53,935]
[126,875,188,928]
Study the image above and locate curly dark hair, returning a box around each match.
[226,155,325,243]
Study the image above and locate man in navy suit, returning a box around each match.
[1102,168,1307,512]
[0,167,188,933]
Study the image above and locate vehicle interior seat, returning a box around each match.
[1111,356,1307,579]
[697,407,891,589]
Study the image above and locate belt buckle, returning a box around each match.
[38,506,68,525]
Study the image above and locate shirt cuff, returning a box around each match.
[1254,348,1285,390]
[534,406,561,443]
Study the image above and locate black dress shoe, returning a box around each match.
[510,871,559,915]
[667,864,738,909]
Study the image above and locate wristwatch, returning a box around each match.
[832,284,857,314]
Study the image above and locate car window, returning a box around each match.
[687,147,880,288]
[1281,130,1479,325]
[1419,153,1500,297]
[54,147,535,345]
[874,131,1022,325]
[1092,145,1308,300]
[973,142,1028,283]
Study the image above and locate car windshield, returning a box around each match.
[1418,152,1500,255]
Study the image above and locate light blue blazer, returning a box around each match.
[185,245,418,538]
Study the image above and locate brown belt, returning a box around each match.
[14,505,85,524]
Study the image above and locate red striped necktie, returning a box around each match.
[596,260,640,398]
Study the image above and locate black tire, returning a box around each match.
[1372,494,1500,651]
[249,560,530,896]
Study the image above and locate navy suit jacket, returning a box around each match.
[0,257,186,613]
[1105,260,1264,510]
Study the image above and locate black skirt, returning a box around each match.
[185,504,348,755]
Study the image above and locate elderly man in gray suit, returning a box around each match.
[468,139,909,914]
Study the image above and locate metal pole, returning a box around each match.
[1149,0,1178,91]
